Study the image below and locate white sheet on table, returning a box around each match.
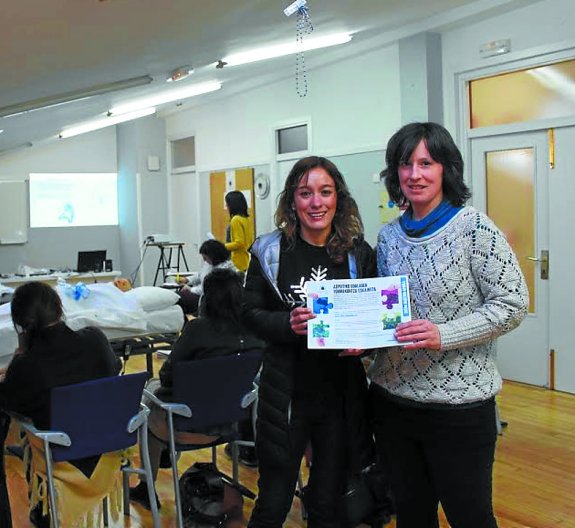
[0,284,184,362]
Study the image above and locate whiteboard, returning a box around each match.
[0,180,28,244]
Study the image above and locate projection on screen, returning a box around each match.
[29,173,119,228]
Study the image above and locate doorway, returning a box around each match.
[471,127,575,393]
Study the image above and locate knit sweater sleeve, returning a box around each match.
[437,211,529,350]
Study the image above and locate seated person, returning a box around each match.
[129,267,264,510]
[177,239,237,315]
[0,412,11,527]
[0,281,121,527]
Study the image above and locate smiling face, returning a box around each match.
[293,167,337,246]
[399,139,444,219]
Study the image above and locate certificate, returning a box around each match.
[306,276,411,350]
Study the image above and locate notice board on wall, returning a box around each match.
[0,180,28,244]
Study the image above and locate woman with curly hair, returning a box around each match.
[243,156,376,528]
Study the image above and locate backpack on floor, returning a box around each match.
[179,462,244,527]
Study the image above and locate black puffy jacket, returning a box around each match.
[242,230,377,473]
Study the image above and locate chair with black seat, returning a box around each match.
[11,371,160,528]
[143,349,261,528]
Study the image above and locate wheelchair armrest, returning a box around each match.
[9,413,71,448]
[241,388,257,409]
[127,405,151,434]
[143,388,192,418]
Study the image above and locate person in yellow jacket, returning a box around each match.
[224,190,254,272]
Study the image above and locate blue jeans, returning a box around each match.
[370,385,498,528]
[248,395,346,528]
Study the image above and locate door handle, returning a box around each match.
[526,250,549,280]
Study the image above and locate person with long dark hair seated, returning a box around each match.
[243,156,376,528]
[176,239,237,315]
[0,410,12,527]
[129,267,264,510]
[0,281,121,527]
[224,190,254,273]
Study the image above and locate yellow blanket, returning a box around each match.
[26,435,127,527]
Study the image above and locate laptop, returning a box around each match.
[77,250,107,273]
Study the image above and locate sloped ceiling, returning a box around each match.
[0,0,536,153]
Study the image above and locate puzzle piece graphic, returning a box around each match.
[312,321,330,338]
[313,296,333,314]
[381,287,399,310]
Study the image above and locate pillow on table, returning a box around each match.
[124,286,180,312]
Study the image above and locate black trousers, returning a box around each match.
[248,395,346,528]
[370,385,498,528]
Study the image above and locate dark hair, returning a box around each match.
[225,191,249,218]
[11,281,63,351]
[274,155,363,263]
[199,239,230,266]
[202,268,244,324]
[381,122,471,208]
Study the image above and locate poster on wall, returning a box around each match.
[379,189,401,224]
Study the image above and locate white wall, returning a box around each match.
[169,44,401,169]
[166,44,402,250]
[0,129,120,273]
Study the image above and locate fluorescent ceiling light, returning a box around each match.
[0,75,153,119]
[219,33,352,67]
[109,81,222,115]
[58,107,156,139]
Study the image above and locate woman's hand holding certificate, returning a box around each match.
[394,319,441,350]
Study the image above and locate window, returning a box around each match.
[276,124,309,156]
[469,58,575,128]
[29,173,118,228]
[171,136,195,171]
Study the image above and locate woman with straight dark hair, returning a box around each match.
[243,155,376,528]
[0,281,120,428]
[0,281,121,527]
[367,122,529,527]
[129,267,264,509]
[224,190,254,272]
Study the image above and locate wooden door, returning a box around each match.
[209,168,255,243]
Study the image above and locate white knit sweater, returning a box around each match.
[369,206,529,405]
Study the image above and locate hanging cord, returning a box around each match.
[129,241,149,286]
[295,4,313,97]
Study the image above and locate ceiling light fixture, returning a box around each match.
[167,66,194,82]
[217,32,352,67]
[0,75,154,119]
[0,142,34,157]
[109,80,221,115]
[58,107,156,139]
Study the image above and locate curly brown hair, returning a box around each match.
[274,156,364,263]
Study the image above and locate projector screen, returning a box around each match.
[29,173,119,228]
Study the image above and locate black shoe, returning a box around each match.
[29,505,50,528]
[224,443,258,468]
[129,482,161,511]
[159,448,172,468]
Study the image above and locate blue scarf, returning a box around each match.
[399,200,461,238]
